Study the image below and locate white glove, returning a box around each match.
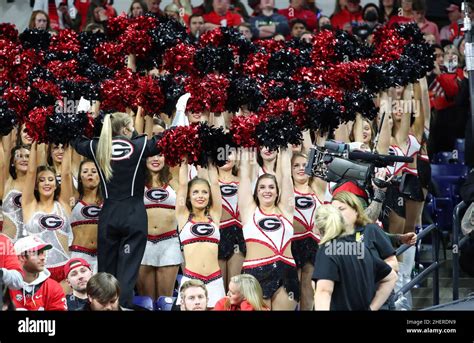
[176,93,191,113]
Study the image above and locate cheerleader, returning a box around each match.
[292,152,321,310]
[217,151,245,289]
[239,146,299,310]
[138,154,183,300]
[175,159,225,308]
[70,160,102,274]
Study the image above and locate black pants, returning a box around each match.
[98,197,147,308]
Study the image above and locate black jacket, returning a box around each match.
[72,133,160,201]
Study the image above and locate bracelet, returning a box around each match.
[372,188,386,203]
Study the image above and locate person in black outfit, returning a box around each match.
[72,112,161,309]
[312,204,397,311]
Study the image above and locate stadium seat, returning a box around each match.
[431,164,469,178]
[433,152,456,164]
[154,296,176,311]
[133,296,154,311]
[173,274,183,297]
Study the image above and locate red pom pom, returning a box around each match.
[229,114,261,148]
[47,59,78,79]
[122,27,153,59]
[135,75,165,115]
[100,68,138,112]
[32,80,62,100]
[3,86,29,120]
[199,28,224,47]
[106,15,130,39]
[163,43,196,74]
[257,98,292,118]
[94,42,125,70]
[185,73,230,113]
[253,39,285,53]
[157,125,201,167]
[371,26,408,61]
[25,106,54,142]
[310,30,337,65]
[8,48,42,86]
[323,61,370,90]
[0,23,19,42]
[0,38,20,70]
[243,52,269,78]
[49,29,80,54]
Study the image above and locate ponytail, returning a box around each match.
[97,114,113,182]
[316,205,346,245]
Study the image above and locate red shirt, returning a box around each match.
[0,235,22,273]
[48,0,60,31]
[74,0,90,30]
[278,7,317,31]
[10,277,67,311]
[330,8,363,30]
[203,11,243,27]
[429,69,464,111]
[213,298,256,311]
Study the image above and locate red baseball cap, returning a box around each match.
[64,258,91,278]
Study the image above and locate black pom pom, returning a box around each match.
[305,97,343,134]
[255,114,302,150]
[194,46,234,74]
[19,29,51,51]
[45,109,92,144]
[343,90,378,122]
[0,99,18,136]
[197,122,235,167]
[226,76,263,113]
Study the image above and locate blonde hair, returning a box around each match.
[96,112,132,182]
[227,274,267,310]
[316,204,347,245]
[332,191,371,227]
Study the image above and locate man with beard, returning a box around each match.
[64,258,93,311]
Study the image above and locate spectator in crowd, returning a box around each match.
[86,1,109,27]
[332,0,347,18]
[81,272,121,311]
[33,0,80,31]
[203,0,244,30]
[428,44,445,80]
[331,0,363,31]
[238,22,253,41]
[424,33,436,45]
[247,0,260,16]
[192,0,213,16]
[28,10,50,30]
[9,236,67,311]
[278,0,317,32]
[399,0,414,19]
[0,234,23,291]
[165,3,185,24]
[129,0,148,18]
[362,3,381,29]
[312,205,397,311]
[413,0,440,44]
[318,15,332,30]
[249,0,290,40]
[429,44,466,153]
[147,0,163,16]
[64,258,93,311]
[289,18,307,39]
[378,0,399,23]
[188,14,205,41]
[273,33,285,41]
[180,279,209,311]
[214,274,268,310]
[440,3,462,42]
